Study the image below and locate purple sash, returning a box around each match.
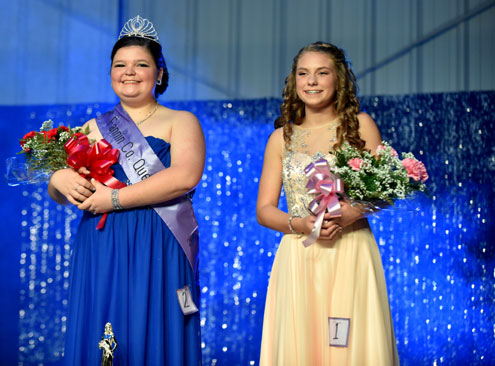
[96,104,199,272]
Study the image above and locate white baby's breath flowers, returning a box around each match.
[40,120,54,131]
[59,131,71,142]
[330,141,428,207]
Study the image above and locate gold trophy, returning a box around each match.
[99,322,117,366]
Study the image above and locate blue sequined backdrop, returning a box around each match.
[1,91,493,365]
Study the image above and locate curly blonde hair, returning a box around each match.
[274,42,365,151]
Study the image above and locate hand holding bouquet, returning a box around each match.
[303,141,428,246]
[8,119,125,229]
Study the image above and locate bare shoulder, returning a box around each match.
[82,118,103,140]
[149,107,202,142]
[270,126,284,142]
[265,127,284,156]
[161,108,205,148]
[357,112,382,152]
[357,112,377,129]
[268,126,283,146]
[166,108,200,127]
[81,117,95,129]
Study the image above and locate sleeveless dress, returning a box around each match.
[260,120,399,365]
[63,137,202,366]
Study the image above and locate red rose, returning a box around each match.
[43,128,59,141]
[20,131,37,147]
[59,126,69,133]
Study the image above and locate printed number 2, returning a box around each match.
[176,286,198,315]
[182,290,190,308]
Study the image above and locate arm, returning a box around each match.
[256,129,289,232]
[48,167,94,206]
[79,111,206,213]
[358,112,382,154]
[47,119,96,206]
[256,129,341,239]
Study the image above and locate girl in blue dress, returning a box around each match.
[48,16,205,365]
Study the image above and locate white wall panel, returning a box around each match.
[2,0,494,105]
[2,0,118,105]
[159,1,197,101]
[238,0,279,98]
[471,7,495,90]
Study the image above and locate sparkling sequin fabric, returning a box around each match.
[6,92,495,365]
[282,119,339,217]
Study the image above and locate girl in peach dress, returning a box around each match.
[257,42,399,365]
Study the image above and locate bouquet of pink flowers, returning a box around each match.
[302,141,429,245]
[301,140,428,246]
[331,141,428,207]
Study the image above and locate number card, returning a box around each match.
[176,285,199,315]
[329,317,350,347]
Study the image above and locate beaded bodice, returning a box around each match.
[282,119,340,217]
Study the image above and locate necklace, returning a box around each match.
[136,101,159,126]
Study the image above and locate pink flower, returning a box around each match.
[376,144,398,157]
[348,158,363,171]
[402,158,429,183]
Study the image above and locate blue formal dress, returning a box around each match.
[63,137,202,365]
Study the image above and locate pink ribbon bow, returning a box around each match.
[302,158,343,247]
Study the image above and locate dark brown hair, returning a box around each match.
[111,36,169,97]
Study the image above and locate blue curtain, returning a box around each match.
[1,91,493,365]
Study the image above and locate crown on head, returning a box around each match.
[118,15,159,43]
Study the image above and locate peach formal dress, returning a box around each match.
[260,120,399,365]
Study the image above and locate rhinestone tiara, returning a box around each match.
[118,15,159,43]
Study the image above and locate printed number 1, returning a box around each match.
[333,322,339,339]
[329,317,350,347]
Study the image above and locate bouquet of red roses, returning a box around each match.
[8,119,123,189]
[6,120,88,185]
[20,120,87,171]
[8,119,125,229]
